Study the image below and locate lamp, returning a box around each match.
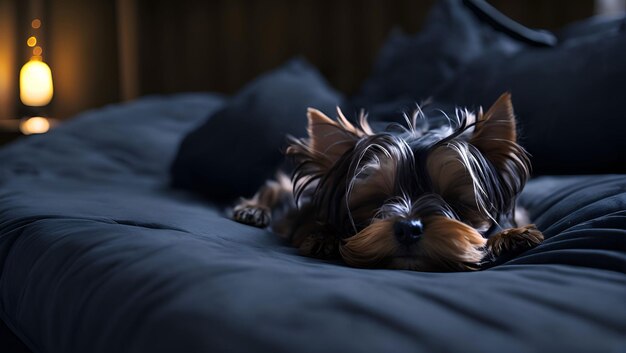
[18,17,53,135]
[20,57,53,107]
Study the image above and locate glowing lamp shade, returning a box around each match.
[20,59,54,107]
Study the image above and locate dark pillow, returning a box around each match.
[434,30,626,175]
[557,14,626,43]
[170,59,345,203]
[351,0,555,118]
[508,174,626,273]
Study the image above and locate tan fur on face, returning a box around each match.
[340,216,486,271]
[426,145,488,229]
[427,145,475,205]
[347,158,397,222]
[415,216,486,271]
[340,219,397,268]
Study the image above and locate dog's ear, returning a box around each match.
[470,93,530,199]
[306,108,361,165]
[287,107,371,177]
[470,93,526,172]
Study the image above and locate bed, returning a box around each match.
[1,1,625,352]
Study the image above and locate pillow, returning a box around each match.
[433,29,626,175]
[507,174,626,273]
[557,14,626,43]
[170,59,345,203]
[351,0,556,119]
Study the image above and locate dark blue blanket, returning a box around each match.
[0,94,624,353]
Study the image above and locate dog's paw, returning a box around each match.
[486,224,543,257]
[232,205,271,228]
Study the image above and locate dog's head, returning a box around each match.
[287,93,530,271]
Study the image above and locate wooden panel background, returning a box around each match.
[0,0,18,120]
[134,0,436,96]
[0,0,596,120]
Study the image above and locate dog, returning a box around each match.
[232,93,543,271]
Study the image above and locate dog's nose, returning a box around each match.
[393,219,424,246]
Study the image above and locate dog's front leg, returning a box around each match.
[486,224,544,258]
[232,172,292,228]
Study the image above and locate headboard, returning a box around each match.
[123,0,436,98]
[1,0,595,120]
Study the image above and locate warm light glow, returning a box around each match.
[33,46,42,56]
[27,36,37,47]
[20,116,50,135]
[31,19,41,29]
[19,59,53,106]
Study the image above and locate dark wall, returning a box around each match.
[1,0,596,120]
[135,0,436,95]
[491,0,595,29]
[46,0,120,120]
[134,0,595,97]
[0,0,18,120]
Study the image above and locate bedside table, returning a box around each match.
[0,117,59,146]
[0,119,24,146]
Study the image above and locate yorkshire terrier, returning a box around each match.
[232,93,543,271]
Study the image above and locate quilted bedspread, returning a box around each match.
[0,94,624,353]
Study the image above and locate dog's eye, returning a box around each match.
[354,161,382,180]
[355,170,372,180]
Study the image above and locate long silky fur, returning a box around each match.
[340,219,397,267]
[284,95,530,271]
[389,216,486,271]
